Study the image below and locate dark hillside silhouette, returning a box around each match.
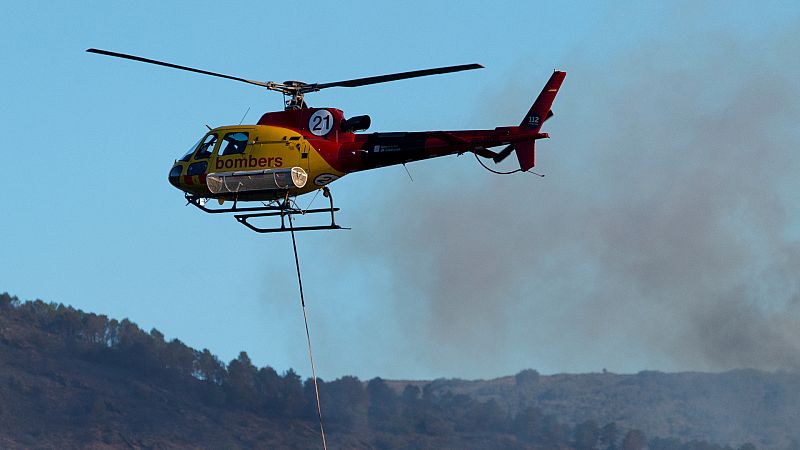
[0,293,787,449]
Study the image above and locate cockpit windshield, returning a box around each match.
[178,136,203,162]
[177,131,236,162]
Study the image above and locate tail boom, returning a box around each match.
[331,71,565,174]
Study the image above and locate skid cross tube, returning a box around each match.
[185,194,285,214]
[235,188,344,233]
[186,188,346,233]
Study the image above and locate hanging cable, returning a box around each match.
[288,213,328,450]
[473,152,545,177]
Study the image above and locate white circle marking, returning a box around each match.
[313,173,340,186]
[308,110,334,136]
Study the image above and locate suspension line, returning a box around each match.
[288,213,328,450]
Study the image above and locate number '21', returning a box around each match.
[311,115,330,131]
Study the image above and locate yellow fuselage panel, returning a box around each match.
[172,125,344,199]
[217,125,302,170]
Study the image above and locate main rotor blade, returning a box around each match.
[86,48,271,89]
[314,63,483,89]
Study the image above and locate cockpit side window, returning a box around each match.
[194,133,218,159]
[220,132,249,156]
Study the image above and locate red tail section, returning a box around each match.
[514,140,537,173]
[515,70,566,171]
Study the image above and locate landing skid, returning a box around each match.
[185,187,347,234]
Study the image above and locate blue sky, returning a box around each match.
[2,1,799,381]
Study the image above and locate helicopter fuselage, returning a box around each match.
[168,107,549,202]
[87,47,564,232]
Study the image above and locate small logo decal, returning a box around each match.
[372,145,401,153]
[313,173,340,186]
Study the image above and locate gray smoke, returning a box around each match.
[339,22,800,377]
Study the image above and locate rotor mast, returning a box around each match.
[268,81,317,110]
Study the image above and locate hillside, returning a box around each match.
[389,369,800,449]
[1,293,794,449]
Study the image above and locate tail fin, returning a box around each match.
[514,70,566,171]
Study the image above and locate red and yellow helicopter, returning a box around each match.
[88,48,566,233]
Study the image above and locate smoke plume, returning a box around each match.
[339,22,800,377]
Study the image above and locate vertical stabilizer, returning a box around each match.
[515,70,566,171]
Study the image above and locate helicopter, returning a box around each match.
[87,48,566,233]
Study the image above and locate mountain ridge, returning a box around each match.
[2,292,795,449]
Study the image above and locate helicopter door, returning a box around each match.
[214,131,251,172]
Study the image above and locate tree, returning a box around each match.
[649,437,683,450]
[622,429,647,450]
[412,385,452,436]
[599,422,620,450]
[104,318,120,347]
[149,328,167,370]
[396,385,421,431]
[302,377,326,420]
[195,349,225,384]
[149,328,165,343]
[784,439,800,450]
[52,304,81,338]
[513,406,544,442]
[255,366,282,413]
[82,313,108,345]
[164,339,195,377]
[325,375,366,426]
[18,299,53,325]
[280,369,304,417]
[442,392,477,432]
[540,414,570,446]
[574,420,600,450]
[115,319,157,374]
[367,377,398,430]
[402,384,420,405]
[472,398,508,432]
[515,369,540,385]
[225,351,258,409]
[0,293,14,310]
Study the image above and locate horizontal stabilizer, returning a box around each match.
[492,111,554,165]
[493,144,515,164]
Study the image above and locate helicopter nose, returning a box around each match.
[168,164,182,188]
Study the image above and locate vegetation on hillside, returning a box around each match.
[0,293,786,449]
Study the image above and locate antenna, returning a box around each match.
[402,163,414,182]
[238,106,251,125]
